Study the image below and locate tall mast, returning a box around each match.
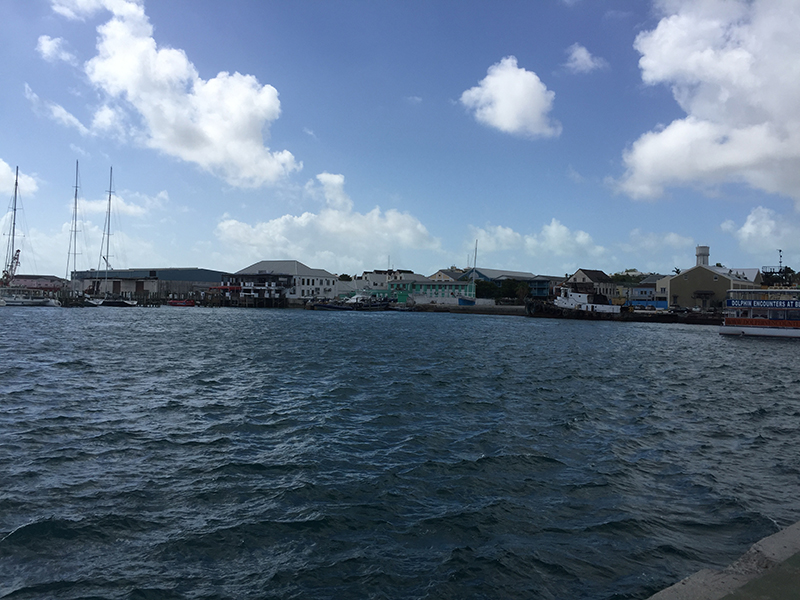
[66,160,80,283]
[2,167,20,287]
[6,167,18,270]
[471,239,478,298]
[98,167,113,295]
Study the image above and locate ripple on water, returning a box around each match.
[1,310,799,599]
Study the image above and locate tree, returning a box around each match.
[338,274,352,281]
[475,280,497,299]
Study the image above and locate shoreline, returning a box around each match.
[648,520,800,600]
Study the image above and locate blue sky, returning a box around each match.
[3,0,800,279]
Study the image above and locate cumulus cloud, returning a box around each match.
[214,173,441,274]
[460,56,561,138]
[36,35,77,64]
[40,0,300,188]
[617,0,800,205]
[721,206,800,257]
[625,228,694,252]
[469,218,605,271]
[0,160,39,196]
[51,0,107,20]
[80,190,150,218]
[24,84,91,136]
[564,43,608,74]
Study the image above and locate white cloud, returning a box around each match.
[51,0,107,20]
[79,190,151,217]
[525,218,604,258]
[44,0,300,188]
[24,84,91,136]
[214,173,441,275]
[721,206,800,257]
[468,218,605,274]
[618,0,800,205]
[623,228,694,252]
[36,35,77,64]
[564,43,608,74]
[460,56,561,138]
[472,224,522,253]
[0,160,39,197]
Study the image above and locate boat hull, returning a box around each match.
[0,293,61,307]
[167,299,195,307]
[97,299,137,307]
[719,324,800,338]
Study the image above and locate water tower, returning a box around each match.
[696,246,710,267]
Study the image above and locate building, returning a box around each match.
[625,274,667,308]
[664,247,761,309]
[387,272,474,304]
[460,267,538,285]
[528,275,562,298]
[71,267,230,301]
[429,268,467,282]
[563,269,615,299]
[226,260,341,306]
[9,274,67,293]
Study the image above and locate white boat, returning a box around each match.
[1,291,62,307]
[1,166,62,307]
[554,287,621,314]
[719,288,800,338]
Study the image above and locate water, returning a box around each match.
[1,307,799,599]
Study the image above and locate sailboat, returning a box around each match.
[1,167,61,307]
[93,167,136,307]
[63,161,97,307]
[458,240,478,306]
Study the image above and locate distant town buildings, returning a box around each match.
[38,244,791,310]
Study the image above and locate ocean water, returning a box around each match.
[1,307,799,600]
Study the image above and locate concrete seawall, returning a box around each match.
[648,521,800,600]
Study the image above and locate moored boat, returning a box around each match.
[90,167,137,307]
[1,166,62,307]
[719,288,800,338]
[167,299,195,307]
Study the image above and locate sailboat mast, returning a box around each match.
[6,167,18,271]
[66,161,79,282]
[471,239,478,299]
[2,168,20,287]
[97,167,113,295]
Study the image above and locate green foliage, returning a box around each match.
[611,272,646,285]
[475,280,498,299]
[338,274,352,281]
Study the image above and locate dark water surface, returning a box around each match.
[1,307,799,599]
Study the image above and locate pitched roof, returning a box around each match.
[575,269,613,283]
[236,260,335,278]
[461,267,538,281]
[429,269,465,280]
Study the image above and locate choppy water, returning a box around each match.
[1,307,799,599]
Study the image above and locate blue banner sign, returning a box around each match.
[726,299,800,308]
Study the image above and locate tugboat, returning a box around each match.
[526,286,623,319]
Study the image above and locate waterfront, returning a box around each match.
[1,308,799,599]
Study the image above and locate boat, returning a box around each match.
[311,293,391,311]
[719,288,800,338]
[92,167,136,307]
[167,299,196,307]
[554,287,621,313]
[458,240,478,306]
[1,166,62,307]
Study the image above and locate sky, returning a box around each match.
[3,0,800,280]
